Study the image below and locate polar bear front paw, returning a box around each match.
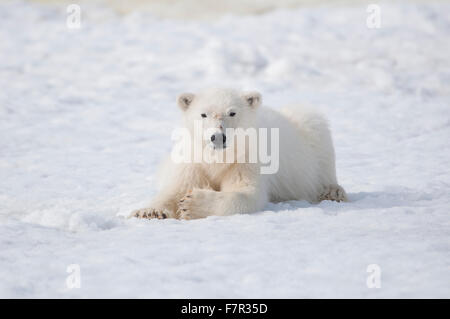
[129,207,170,219]
[177,190,212,220]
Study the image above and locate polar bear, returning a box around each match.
[130,88,347,220]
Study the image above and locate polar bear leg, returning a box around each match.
[130,162,215,220]
[177,184,265,220]
[176,165,267,219]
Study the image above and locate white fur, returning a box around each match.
[130,88,347,220]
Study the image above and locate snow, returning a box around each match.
[1,0,450,298]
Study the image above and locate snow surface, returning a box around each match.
[0,0,450,298]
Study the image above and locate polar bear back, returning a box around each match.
[258,105,338,203]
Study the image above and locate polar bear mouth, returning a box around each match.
[209,142,227,150]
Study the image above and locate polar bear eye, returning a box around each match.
[229,112,236,117]
[201,113,207,118]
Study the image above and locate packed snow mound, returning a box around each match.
[0,1,449,298]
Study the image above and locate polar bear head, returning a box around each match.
[176,88,261,150]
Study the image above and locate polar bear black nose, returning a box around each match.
[211,133,226,144]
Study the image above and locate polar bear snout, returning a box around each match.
[210,132,226,148]
[210,132,226,143]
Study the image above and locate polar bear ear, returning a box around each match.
[177,93,195,111]
[242,91,262,108]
